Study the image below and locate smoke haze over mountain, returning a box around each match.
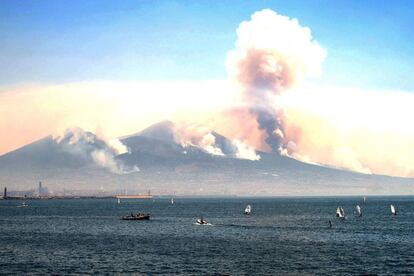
[1,9,414,178]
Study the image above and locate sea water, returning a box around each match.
[1,197,413,274]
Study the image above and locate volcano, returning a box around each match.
[0,122,413,196]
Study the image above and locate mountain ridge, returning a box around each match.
[0,122,413,195]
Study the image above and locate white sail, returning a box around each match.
[356,205,362,216]
[117,198,121,204]
[363,196,366,203]
[336,207,344,218]
[171,198,174,204]
[390,204,397,215]
[244,204,251,214]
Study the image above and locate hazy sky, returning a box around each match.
[1,0,413,90]
[1,1,414,178]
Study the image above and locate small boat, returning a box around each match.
[244,204,252,215]
[196,217,208,225]
[336,207,345,219]
[171,198,174,205]
[355,205,362,217]
[121,213,150,220]
[117,198,121,204]
[18,201,28,208]
[390,204,397,216]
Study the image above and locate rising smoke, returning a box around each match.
[174,123,260,161]
[54,127,138,174]
[3,9,414,178]
[227,9,326,153]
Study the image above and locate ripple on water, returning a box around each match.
[0,197,413,274]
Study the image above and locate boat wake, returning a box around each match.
[193,222,213,226]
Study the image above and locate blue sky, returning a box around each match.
[1,0,413,90]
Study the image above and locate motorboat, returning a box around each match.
[18,201,28,208]
[121,213,150,220]
[196,218,208,225]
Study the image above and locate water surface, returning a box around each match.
[1,197,413,274]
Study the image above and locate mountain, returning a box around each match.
[0,122,413,195]
[129,120,176,143]
[0,127,131,189]
[0,128,111,169]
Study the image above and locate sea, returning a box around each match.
[1,197,413,275]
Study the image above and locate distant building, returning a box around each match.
[38,181,49,197]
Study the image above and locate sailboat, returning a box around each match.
[363,196,366,203]
[336,207,345,219]
[355,205,362,217]
[117,198,121,204]
[390,204,397,216]
[244,204,252,215]
[19,201,28,208]
[171,198,174,205]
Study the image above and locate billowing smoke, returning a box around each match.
[90,150,124,174]
[232,139,261,161]
[175,124,225,156]
[227,9,326,153]
[54,127,139,174]
[3,8,414,178]
[174,123,260,161]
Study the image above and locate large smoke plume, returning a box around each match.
[3,8,414,178]
[54,127,138,174]
[227,9,326,153]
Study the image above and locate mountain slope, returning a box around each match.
[0,122,413,195]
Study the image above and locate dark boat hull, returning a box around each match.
[121,215,150,221]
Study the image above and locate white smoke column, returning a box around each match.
[227,9,326,153]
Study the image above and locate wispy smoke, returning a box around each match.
[90,150,123,174]
[227,9,326,153]
[54,127,138,174]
